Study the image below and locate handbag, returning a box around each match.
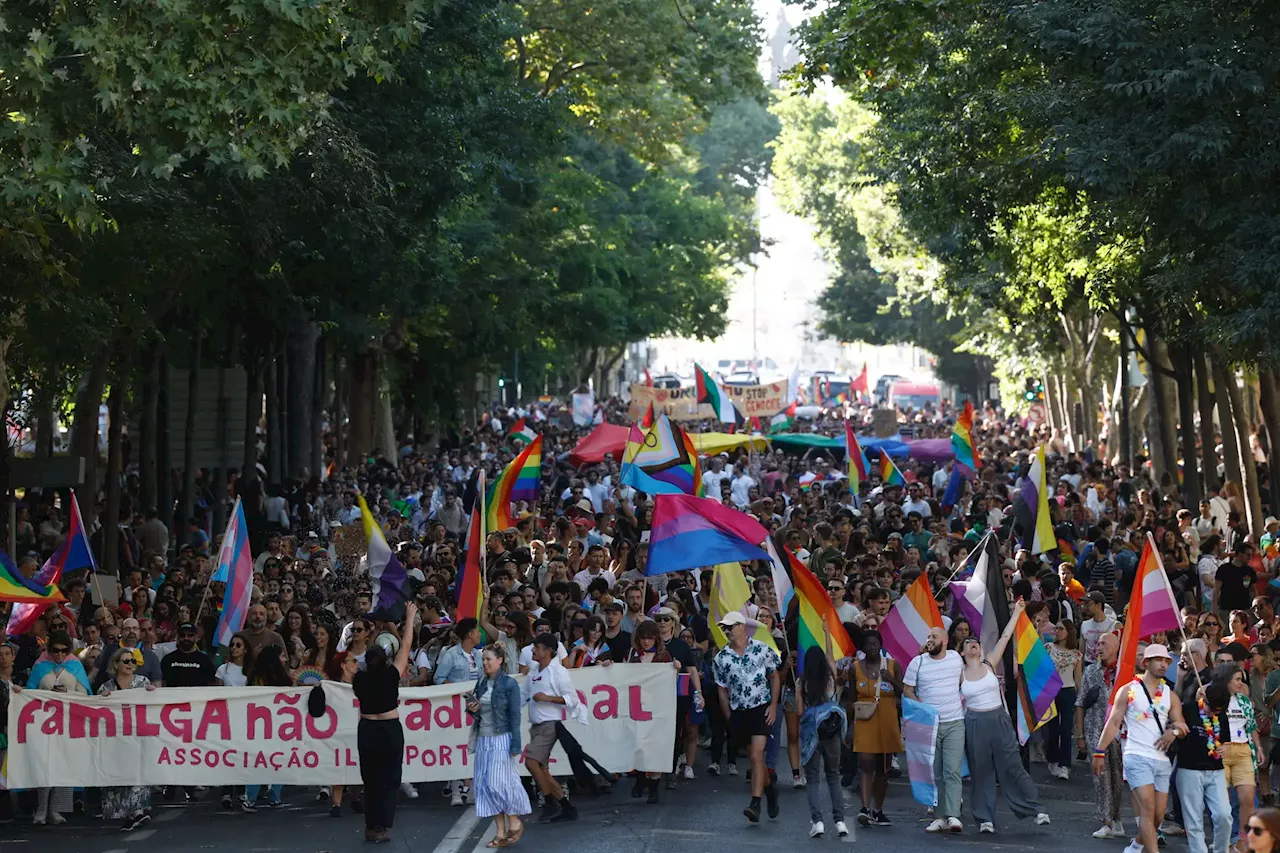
[852,660,881,721]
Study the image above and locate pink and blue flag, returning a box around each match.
[213,497,254,647]
[647,494,770,576]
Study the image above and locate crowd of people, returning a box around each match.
[5,394,1280,853]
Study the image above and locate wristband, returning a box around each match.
[1092,750,1106,758]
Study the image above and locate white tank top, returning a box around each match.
[960,669,1004,712]
[1124,678,1172,763]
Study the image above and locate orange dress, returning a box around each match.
[851,658,903,754]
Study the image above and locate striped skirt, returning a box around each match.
[473,733,531,818]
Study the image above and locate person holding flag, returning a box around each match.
[1093,644,1191,853]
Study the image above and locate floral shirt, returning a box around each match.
[712,639,781,711]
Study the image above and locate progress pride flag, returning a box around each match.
[8,664,675,787]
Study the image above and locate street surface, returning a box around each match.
[1,759,1150,853]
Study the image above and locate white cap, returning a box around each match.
[1142,643,1172,661]
[717,611,747,628]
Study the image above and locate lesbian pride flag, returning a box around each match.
[1110,534,1181,702]
[880,571,943,666]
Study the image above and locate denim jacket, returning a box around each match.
[471,674,523,755]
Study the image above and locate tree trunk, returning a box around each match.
[333,352,346,471]
[157,346,173,533]
[348,350,379,460]
[103,383,124,577]
[1147,336,1179,485]
[34,378,56,458]
[276,350,290,480]
[265,353,282,485]
[180,333,203,527]
[376,384,397,462]
[213,330,232,534]
[71,345,113,524]
[1259,370,1280,517]
[1172,345,1202,506]
[138,343,161,510]
[242,353,261,483]
[287,317,319,480]
[1193,349,1219,492]
[312,335,327,479]
[1217,354,1265,535]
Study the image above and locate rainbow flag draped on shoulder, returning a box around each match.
[486,435,542,531]
[620,414,703,497]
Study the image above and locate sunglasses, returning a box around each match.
[50,648,70,655]
[828,586,844,592]
[352,626,366,633]
[1249,825,1269,836]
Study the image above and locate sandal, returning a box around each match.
[486,838,508,848]
[505,821,525,846]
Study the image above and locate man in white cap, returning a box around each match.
[1093,644,1190,853]
[712,611,781,824]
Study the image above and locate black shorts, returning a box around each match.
[729,703,771,739]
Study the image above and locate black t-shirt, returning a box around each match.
[353,665,400,715]
[605,630,632,663]
[1215,562,1257,611]
[665,637,697,671]
[161,649,216,687]
[1179,697,1225,771]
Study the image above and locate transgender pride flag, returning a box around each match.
[213,498,254,647]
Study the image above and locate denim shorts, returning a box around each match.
[1123,752,1173,793]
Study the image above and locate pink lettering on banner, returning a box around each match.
[7,667,675,787]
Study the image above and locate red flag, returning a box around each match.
[641,402,656,428]
[1109,534,1182,702]
[457,492,485,621]
[750,416,763,432]
[644,368,654,387]
[850,363,869,394]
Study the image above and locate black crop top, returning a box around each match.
[353,665,399,715]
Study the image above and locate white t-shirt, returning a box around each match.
[902,498,932,518]
[519,642,567,671]
[904,650,965,722]
[730,475,756,508]
[572,568,616,592]
[1228,693,1251,744]
[1080,616,1117,663]
[834,602,859,624]
[215,662,248,687]
[701,470,732,495]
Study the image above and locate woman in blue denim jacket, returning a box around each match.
[467,645,531,846]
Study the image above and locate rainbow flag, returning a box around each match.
[786,546,854,672]
[485,435,542,531]
[879,452,906,486]
[951,399,981,473]
[694,363,737,423]
[1012,610,1063,743]
[844,421,871,492]
[0,549,66,607]
[620,415,702,496]
[833,391,850,406]
[880,572,943,666]
[647,493,770,576]
[457,474,485,621]
[6,490,91,635]
[213,497,254,646]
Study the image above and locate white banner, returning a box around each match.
[7,665,675,787]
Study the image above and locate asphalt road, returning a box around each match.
[0,758,1158,853]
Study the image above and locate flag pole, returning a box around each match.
[478,470,487,597]
[1147,531,1203,692]
[200,496,240,627]
[932,530,993,602]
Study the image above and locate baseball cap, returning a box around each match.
[654,607,677,620]
[603,601,624,613]
[718,611,746,628]
[1085,590,1107,604]
[178,622,197,633]
[1142,643,1172,661]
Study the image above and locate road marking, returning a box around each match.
[467,822,498,853]
[155,810,182,823]
[124,829,156,842]
[431,808,485,853]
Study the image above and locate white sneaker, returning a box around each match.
[980,822,995,834]
[727,763,738,776]
[810,821,825,838]
[835,820,850,837]
[1111,820,1126,835]
[1093,826,1120,839]
[401,782,419,799]
[32,812,46,826]
[947,817,963,833]
[1036,813,1050,826]
[449,790,463,807]
[682,765,695,780]
[1123,841,1143,853]
[793,774,807,789]
[49,812,66,826]
[1047,762,1059,777]
[925,818,948,833]
[707,763,721,776]
[1055,766,1071,780]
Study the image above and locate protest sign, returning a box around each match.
[629,382,788,422]
[7,663,675,787]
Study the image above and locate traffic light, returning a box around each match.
[498,373,506,388]
[1035,381,1045,402]
[1024,378,1036,402]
